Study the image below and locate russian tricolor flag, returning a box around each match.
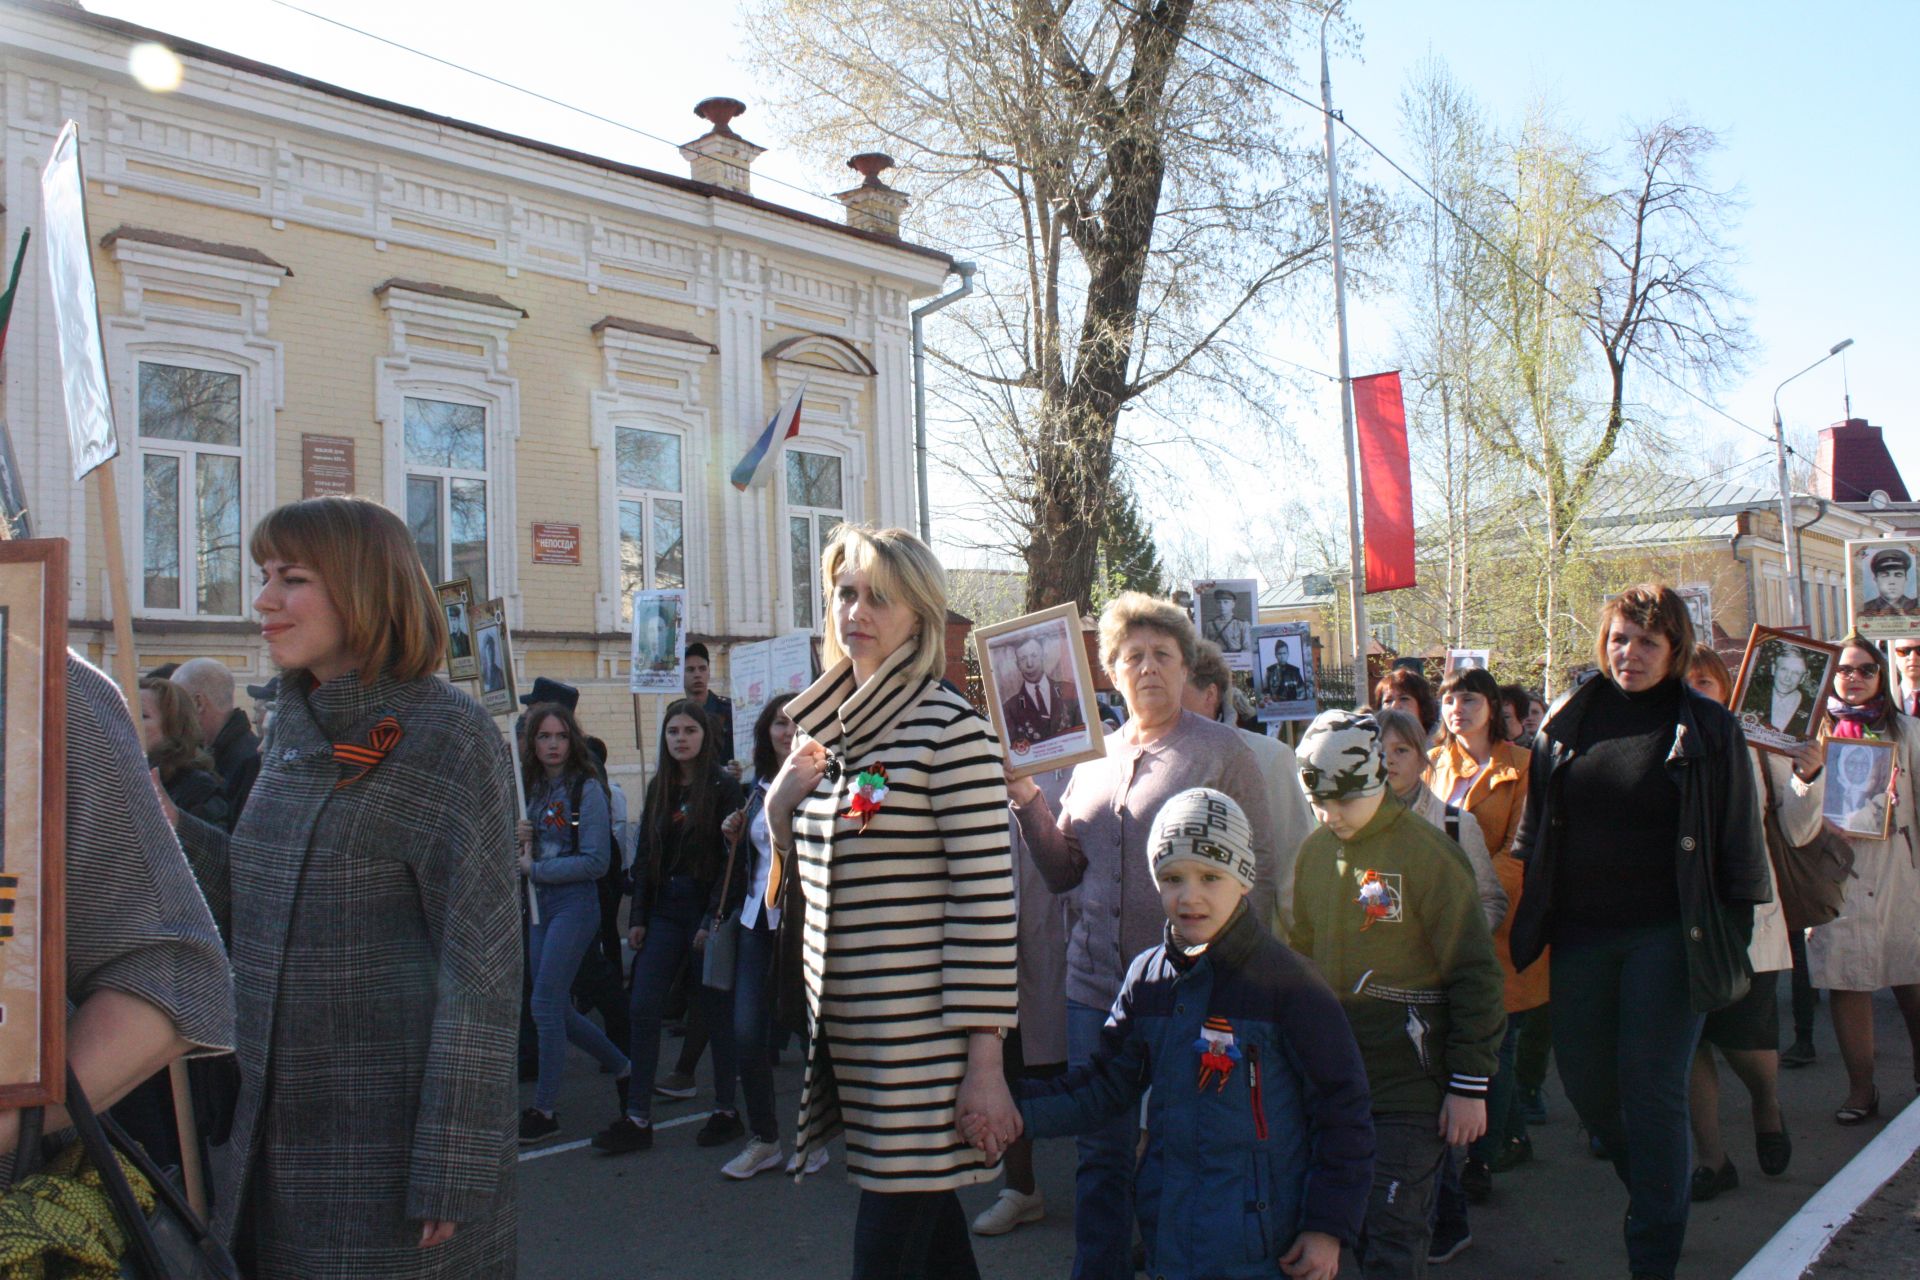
[730,383,807,491]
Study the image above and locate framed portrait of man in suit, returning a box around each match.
[975,603,1106,779]
[1731,625,1840,756]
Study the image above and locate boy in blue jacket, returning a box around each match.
[991,788,1375,1280]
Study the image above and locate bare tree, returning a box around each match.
[748,0,1384,611]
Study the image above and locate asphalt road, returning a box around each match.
[516,989,1917,1279]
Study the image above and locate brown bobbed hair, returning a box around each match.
[1373,667,1439,736]
[1438,666,1509,743]
[250,497,449,683]
[1688,643,1734,705]
[1594,584,1694,685]
[520,702,603,795]
[751,693,798,782]
[140,676,215,783]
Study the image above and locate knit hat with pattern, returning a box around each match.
[1297,709,1389,800]
[1148,788,1257,891]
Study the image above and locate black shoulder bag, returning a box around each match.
[1759,763,1856,934]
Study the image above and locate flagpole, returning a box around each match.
[1319,9,1369,703]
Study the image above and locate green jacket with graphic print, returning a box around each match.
[1290,790,1505,1114]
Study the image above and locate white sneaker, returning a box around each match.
[971,1188,1045,1236]
[721,1138,783,1181]
[784,1145,830,1176]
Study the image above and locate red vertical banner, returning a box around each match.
[1353,371,1416,594]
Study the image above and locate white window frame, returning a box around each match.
[614,419,690,624]
[766,359,869,634]
[589,321,713,635]
[784,447,848,633]
[132,357,249,618]
[376,284,521,611]
[101,235,286,623]
[399,390,494,591]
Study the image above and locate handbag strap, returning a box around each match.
[64,1064,171,1280]
[714,798,748,916]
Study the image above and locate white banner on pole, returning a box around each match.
[39,121,118,482]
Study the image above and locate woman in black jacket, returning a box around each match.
[1509,584,1769,1280]
[595,699,744,1155]
[140,676,231,830]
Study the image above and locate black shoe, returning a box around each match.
[1519,1085,1547,1125]
[1428,1223,1472,1265]
[1690,1158,1738,1202]
[1460,1156,1492,1204]
[591,1116,653,1154]
[1781,1036,1816,1068]
[1586,1128,1611,1160]
[518,1108,559,1145]
[1488,1132,1533,1173]
[1756,1126,1792,1176]
[616,1074,631,1116]
[696,1110,745,1148]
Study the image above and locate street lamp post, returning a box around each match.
[1772,338,1854,627]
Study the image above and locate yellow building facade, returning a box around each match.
[2,2,954,779]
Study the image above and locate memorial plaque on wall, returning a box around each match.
[531,523,581,566]
[301,434,355,498]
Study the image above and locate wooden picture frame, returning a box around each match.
[0,538,67,1107]
[1730,625,1841,756]
[974,602,1106,779]
[436,577,477,684]
[470,596,517,717]
[1822,737,1896,840]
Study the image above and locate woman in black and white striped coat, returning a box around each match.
[765,525,1019,1279]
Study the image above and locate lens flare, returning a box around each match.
[128,43,184,94]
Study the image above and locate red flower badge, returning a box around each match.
[842,766,890,832]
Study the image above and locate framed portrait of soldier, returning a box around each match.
[470,596,517,717]
[1847,538,1920,639]
[1822,737,1895,840]
[1730,626,1839,756]
[1191,578,1259,672]
[436,577,477,683]
[1251,622,1317,723]
[1445,648,1491,676]
[974,603,1105,779]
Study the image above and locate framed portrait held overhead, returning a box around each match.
[628,588,687,695]
[1251,622,1317,723]
[1445,648,1491,675]
[1190,578,1259,672]
[974,603,1106,779]
[469,596,517,716]
[1846,537,1920,639]
[0,538,67,1107]
[1730,626,1840,756]
[436,577,477,683]
[1822,737,1896,840]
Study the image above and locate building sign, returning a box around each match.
[531,522,581,566]
[300,434,355,497]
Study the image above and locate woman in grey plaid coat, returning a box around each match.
[170,498,521,1279]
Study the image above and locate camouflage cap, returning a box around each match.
[1297,709,1388,800]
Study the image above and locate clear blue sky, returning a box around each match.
[83,0,1920,555]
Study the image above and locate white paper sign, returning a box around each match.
[40,122,118,482]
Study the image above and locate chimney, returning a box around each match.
[1815,417,1910,504]
[680,97,766,195]
[835,152,910,236]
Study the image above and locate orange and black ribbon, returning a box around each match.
[333,715,402,790]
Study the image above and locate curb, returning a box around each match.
[1733,1092,1920,1279]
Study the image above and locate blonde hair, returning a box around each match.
[1098,592,1198,676]
[249,497,449,683]
[818,525,948,686]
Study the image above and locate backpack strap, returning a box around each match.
[1444,803,1462,845]
[566,773,585,857]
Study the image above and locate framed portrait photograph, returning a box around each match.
[470,596,517,717]
[1191,578,1259,672]
[975,603,1105,779]
[1846,537,1920,639]
[436,577,477,684]
[629,588,688,695]
[1730,626,1840,755]
[0,538,67,1107]
[1445,648,1491,675]
[1252,622,1317,723]
[1822,737,1896,840]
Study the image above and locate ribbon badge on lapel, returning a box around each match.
[1194,1016,1241,1092]
[333,716,403,791]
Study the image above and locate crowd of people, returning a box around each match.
[22,492,1920,1280]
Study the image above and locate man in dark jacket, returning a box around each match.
[172,657,261,820]
[684,643,737,773]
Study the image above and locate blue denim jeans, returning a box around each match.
[731,914,779,1142]
[627,876,736,1121]
[528,881,630,1113]
[1551,923,1705,1280]
[1066,998,1138,1280]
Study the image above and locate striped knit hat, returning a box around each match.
[1149,788,1257,891]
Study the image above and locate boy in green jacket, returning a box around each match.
[1290,710,1505,1279]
